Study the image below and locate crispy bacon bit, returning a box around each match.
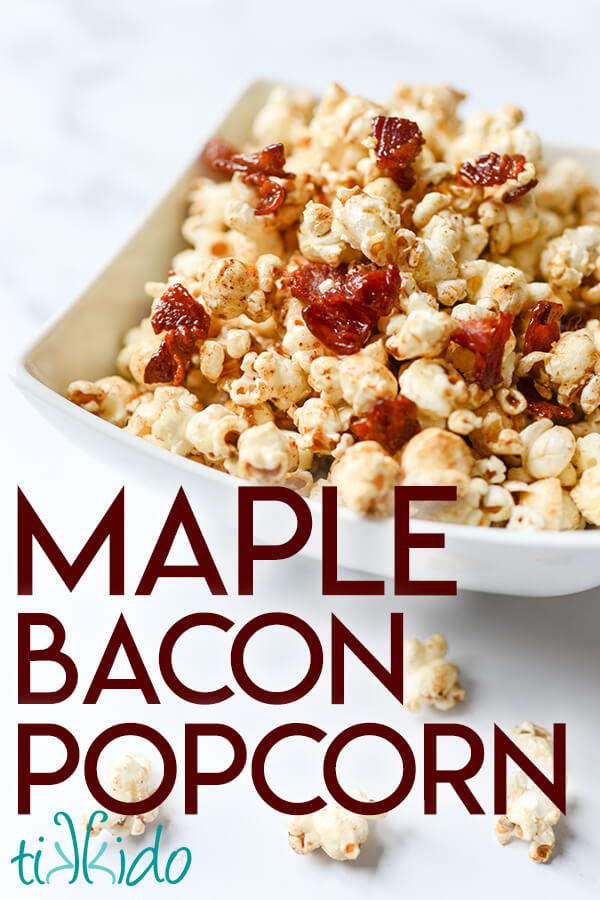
[458,152,527,186]
[303,301,372,355]
[283,262,342,303]
[371,116,424,189]
[201,137,295,216]
[518,379,576,422]
[350,394,420,454]
[284,262,401,354]
[502,179,538,203]
[452,312,514,390]
[245,174,287,216]
[561,307,592,332]
[523,301,563,355]
[341,265,401,322]
[144,283,210,385]
[201,136,238,169]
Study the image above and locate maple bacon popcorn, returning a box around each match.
[68,82,600,528]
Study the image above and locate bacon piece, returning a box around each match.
[201,137,294,216]
[341,264,401,323]
[371,116,424,188]
[244,174,287,216]
[523,301,563,354]
[144,283,210,385]
[284,262,401,354]
[302,301,372,355]
[458,152,527,187]
[283,263,342,303]
[452,312,514,390]
[502,179,538,203]
[518,379,576,422]
[350,394,420,454]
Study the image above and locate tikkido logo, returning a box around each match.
[10,812,192,887]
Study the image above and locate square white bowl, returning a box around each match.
[11,81,600,597]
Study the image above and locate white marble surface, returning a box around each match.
[3,1,600,897]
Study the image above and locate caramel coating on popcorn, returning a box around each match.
[83,755,159,838]
[67,82,600,528]
[404,634,466,712]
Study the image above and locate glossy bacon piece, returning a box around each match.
[458,152,527,187]
[518,379,576,422]
[452,311,514,390]
[284,262,401,354]
[144,283,210,385]
[341,264,401,323]
[245,174,287,216]
[372,116,424,188]
[283,262,342,303]
[502,179,538,203]
[302,301,372,355]
[201,137,294,216]
[523,301,563,355]
[350,394,420,454]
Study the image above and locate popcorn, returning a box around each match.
[543,330,599,405]
[228,350,310,412]
[186,404,247,462]
[298,201,358,266]
[331,186,412,265]
[520,420,576,479]
[386,308,456,360]
[404,634,466,712]
[287,790,382,861]
[331,441,400,516]
[117,317,164,386]
[225,328,252,359]
[252,85,313,150]
[126,387,200,455]
[339,354,398,414]
[399,359,469,420]
[401,427,473,476]
[201,256,279,322]
[293,398,343,452]
[199,340,225,383]
[540,225,600,295]
[67,376,143,427]
[68,80,600,529]
[83,755,159,837]
[236,422,297,483]
[571,464,600,525]
[507,477,576,531]
[495,722,561,863]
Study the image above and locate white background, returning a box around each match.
[2,1,600,896]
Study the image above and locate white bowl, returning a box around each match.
[11,81,600,597]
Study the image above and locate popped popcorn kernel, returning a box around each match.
[287,790,383,861]
[404,634,466,712]
[495,722,561,863]
[83,755,159,838]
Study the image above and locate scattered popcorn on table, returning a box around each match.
[67,81,600,528]
[404,633,466,711]
[287,790,384,861]
[83,755,159,837]
[495,722,561,863]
